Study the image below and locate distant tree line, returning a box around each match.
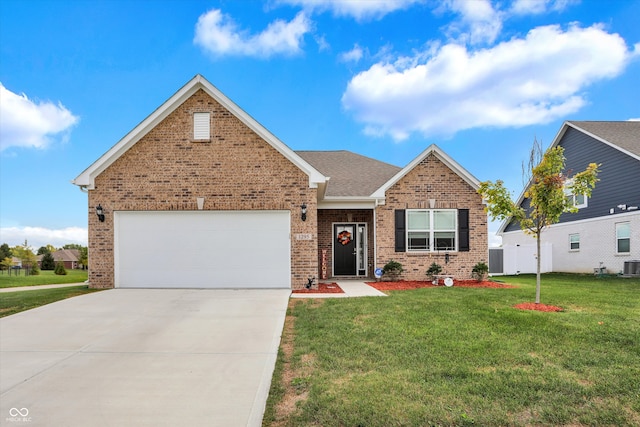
[0,241,88,275]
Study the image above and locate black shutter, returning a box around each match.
[395,209,406,252]
[458,209,470,252]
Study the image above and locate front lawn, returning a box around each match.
[264,274,640,426]
[0,269,88,288]
[0,285,102,318]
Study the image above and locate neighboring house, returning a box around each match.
[72,75,487,289]
[37,249,80,269]
[499,121,640,275]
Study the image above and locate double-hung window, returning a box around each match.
[406,209,457,251]
[569,233,580,251]
[616,222,630,254]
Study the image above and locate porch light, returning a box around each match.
[96,204,105,222]
[301,203,307,221]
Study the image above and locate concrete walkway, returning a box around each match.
[291,281,387,298]
[0,283,88,293]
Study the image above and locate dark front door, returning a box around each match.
[334,224,357,275]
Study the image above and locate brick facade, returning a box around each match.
[375,153,488,281]
[87,89,318,289]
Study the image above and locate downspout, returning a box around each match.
[373,200,378,274]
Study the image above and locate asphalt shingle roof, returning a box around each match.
[296,150,401,197]
[569,121,640,157]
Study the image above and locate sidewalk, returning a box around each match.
[0,283,88,293]
[291,281,387,298]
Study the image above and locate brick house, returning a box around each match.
[37,249,80,269]
[73,75,487,289]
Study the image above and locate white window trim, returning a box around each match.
[406,209,458,252]
[193,112,211,141]
[569,233,580,252]
[564,178,588,209]
[615,222,631,254]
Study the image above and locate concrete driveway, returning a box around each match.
[0,288,290,427]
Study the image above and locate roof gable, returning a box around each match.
[561,121,640,160]
[371,144,480,198]
[72,74,326,190]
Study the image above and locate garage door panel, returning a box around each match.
[115,211,290,288]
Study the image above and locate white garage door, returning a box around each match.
[114,211,291,288]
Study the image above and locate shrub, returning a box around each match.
[28,263,40,276]
[54,262,67,275]
[471,262,489,282]
[383,260,403,280]
[426,262,442,279]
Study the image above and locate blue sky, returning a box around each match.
[1,0,639,249]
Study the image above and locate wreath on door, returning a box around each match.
[337,230,352,245]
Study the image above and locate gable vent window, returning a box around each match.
[193,112,211,140]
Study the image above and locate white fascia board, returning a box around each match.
[72,74,327,189]
[370,144,480,198]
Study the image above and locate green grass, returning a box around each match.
[0,269,88,288]
[265,274,640,426]
[0,285,102,318]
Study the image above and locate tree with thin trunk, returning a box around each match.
[478,139,599,304]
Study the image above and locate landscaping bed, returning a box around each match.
[513,302,564,312]
[366,279,517,291]
[292,283,344,294]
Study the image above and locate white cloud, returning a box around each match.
[629,118,640,121]
[443,0,502,45]
[510,0,578,15]
[0,226,87,250]
[277,0,422,21]
[0,83,79,152]
[194,9,310,58]
[339,44,364,63]
[342,24,637,140]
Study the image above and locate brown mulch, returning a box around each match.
[366,280,517,291]
[292,283,344,294]
[513,302,564,312]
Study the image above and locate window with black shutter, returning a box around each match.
[395,209,406,252]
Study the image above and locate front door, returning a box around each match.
[334,224,356,275]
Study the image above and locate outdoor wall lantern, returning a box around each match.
[301,203,307,222]
[445,253,450,264]
[96,204,105,222]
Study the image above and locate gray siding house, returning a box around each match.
[499,121,640,275]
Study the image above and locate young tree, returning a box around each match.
[12,240,37,271]
[478,140,599,304]
[77,246,88,270]
[1,257,13,273]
